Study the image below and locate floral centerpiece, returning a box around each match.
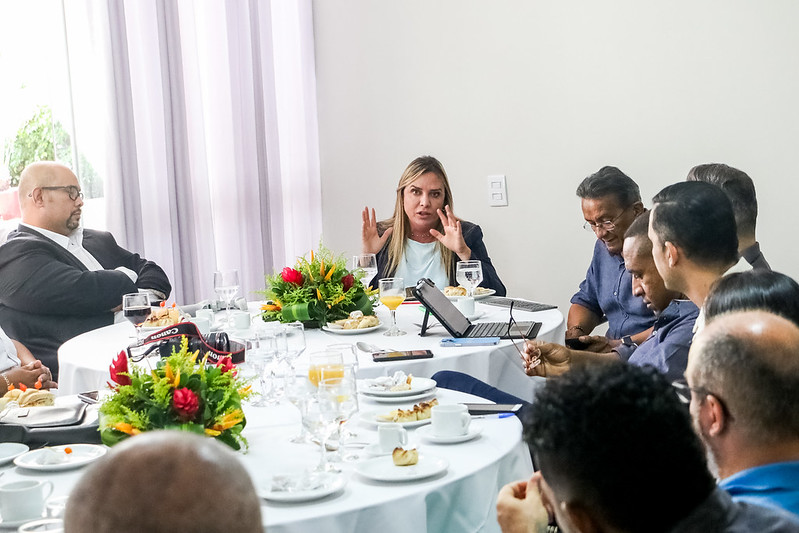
[99,337,251,451]
[259,246,376,328]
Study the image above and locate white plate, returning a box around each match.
[415,424,483,444]
[0,442,29,465]
[356,454,448,482]
[359,410,432,428]
[359,389,437,404]
[321,322,382,335]
[14,444,107,471]
[259,473,346,503]
[445,289,496,301]
[360,377,437,398]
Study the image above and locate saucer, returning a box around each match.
[415,424,483,444]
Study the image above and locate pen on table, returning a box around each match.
[471,413,514,419]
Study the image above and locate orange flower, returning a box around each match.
[210,410,244,432]
[164,364,180,388]
[113,422,141,435]
[262,303,281,312]
[324,264,336,281]
[316,288,323,300]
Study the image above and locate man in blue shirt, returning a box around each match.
[568,166,655,346]
[686,310,799,517]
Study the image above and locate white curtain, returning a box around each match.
[62,0,322,303]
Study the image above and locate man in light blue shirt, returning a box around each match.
[687,310,799,516]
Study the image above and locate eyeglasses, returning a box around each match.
[34,185,84,201]
[582,205,632,233]
[507,301,537,364]
[671,379,734,421]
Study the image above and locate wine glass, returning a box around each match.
[352,254,377,289]
[320,363,360,454]
[284,373,312,443]
[456,260,483,298]
[308,350,344,387]
[302,386,342,473]
[379,277,406,336]
[123,292,151,339]
[213,269,240,326]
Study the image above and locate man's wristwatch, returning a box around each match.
[622,335,638,348]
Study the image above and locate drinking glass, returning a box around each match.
[352,254,377,290]
[320,364,360,453]
[123,292,151,339]
[456,260,483,297]
[213,269,240,326]
[308,350,344,387]
[283,322,306,374]
[325,343,359,373]
[247,327,278,407]
[284,373,312,443]
[301,387,342,473]
[379,277,406,336]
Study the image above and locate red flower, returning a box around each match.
[281,267,303,286]
[342,273,354,292]
[109,351,131,387]
[216,356,236,375]
[173,388,200,421]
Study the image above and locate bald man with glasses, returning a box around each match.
[0,161,171,380]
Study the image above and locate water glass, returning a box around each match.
[456,260,483,297]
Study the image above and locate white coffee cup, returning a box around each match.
[431,404,471,437]
[196,308,215,323]
[454,297,475,317]
[192,317,211,337]
[0,479,53,522]
[378,423,408,453]
[231,311,252,330]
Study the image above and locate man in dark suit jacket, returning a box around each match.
[0,162,171,380]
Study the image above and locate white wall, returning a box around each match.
[312,1,799,315]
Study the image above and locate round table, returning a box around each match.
[0,388,533,533]
[58,301,563,401]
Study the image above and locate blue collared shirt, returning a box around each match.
[571,240,655,339]
[720,461,799,516]
[615,299,699,382]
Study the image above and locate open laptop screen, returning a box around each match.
[412,278,472,337]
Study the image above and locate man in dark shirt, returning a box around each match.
[0,162,171,379]
[496,364,799,533]
[687,163,771,270]
[568,166,654,346]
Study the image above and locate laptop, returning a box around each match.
[412,278,541,339]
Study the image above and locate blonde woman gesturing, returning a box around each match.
[361,156,506,296]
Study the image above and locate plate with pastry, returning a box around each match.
[14,444,107,472]
[322,312,382,335]
[415,424,484,444]
[259,472,346,503]
[355,449,448,482]
[360,372,436,397]
[443,286,495,300]
[361,398,439,427]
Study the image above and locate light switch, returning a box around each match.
[487,175,508,207]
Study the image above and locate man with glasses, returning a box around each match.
[0,161,171,380]
[684,310,799,516]
[568,166,654,347]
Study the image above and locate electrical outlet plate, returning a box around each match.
[487,175,508,207]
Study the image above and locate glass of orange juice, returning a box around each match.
[379,277,406,336]
[308,350,344,387]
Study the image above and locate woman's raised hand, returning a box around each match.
[361,206,392,254]
[430,205,471,260]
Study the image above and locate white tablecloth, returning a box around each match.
[58,302,563,401]
[0,389,533,533]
